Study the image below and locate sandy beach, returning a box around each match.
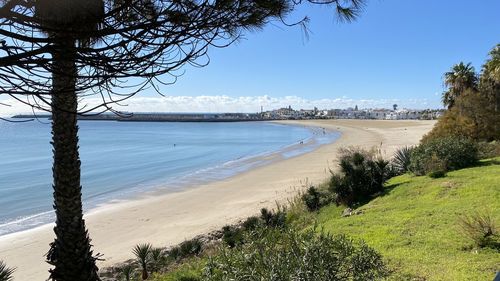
[0,119,435,280]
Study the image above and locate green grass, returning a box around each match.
[317,158,500,280]
[152,257,206,281]
[153,158,500,280]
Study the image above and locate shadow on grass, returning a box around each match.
[485,238,500,252]
[380,181,409,197]
[476,159,500,167]
[350,181,409,208]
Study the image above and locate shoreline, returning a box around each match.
[0,122,337,237]
[0,120,435,280]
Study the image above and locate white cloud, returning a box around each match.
[0,95,438,117]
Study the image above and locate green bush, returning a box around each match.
[242,216,261,231]
[428,170,446,178]
[329,148,391,207]
[301,186,332,212]
[169,239,203,261]
[203,227,388,281]
[118,264,135,281]
[260,208,287,228]
[409,137,478,175]
[477,141,500,159]
[178,276,201,281]
[221,225,244,248]
[179,239,203,257]
[150,247,168,273]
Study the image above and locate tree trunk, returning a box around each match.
[46,36,100,281]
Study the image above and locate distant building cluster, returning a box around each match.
[261,105,444,120]
[12,106,444,122]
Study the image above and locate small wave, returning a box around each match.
[0,210,55,236]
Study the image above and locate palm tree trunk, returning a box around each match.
[46,36,100,281]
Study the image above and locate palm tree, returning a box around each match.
[480,44,500,112]
[442,62,478,109]
[0,261,15,281]
[133,243,152,280]
[485,45,500,82]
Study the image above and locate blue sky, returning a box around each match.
[145,0,499,111]
[2,0,499,115]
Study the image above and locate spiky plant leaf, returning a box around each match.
[392,146,414,174]
[132,243,152,280]
[0,261,15,281]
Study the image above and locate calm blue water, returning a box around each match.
[0,120,338,236]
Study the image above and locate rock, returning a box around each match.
[341,208,363,217]
[354,210,363,215]
[341,208,353,217]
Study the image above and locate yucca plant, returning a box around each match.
[392,146,414,174]
[133,243,152,280]
[0,261,15,281]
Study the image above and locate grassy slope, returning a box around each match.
[154,159,500,280]
[317,158,500,280]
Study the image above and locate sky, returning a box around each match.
[1,0,500,115]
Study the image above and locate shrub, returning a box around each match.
[329,148,391,207]
[424,154,447,178]
[477,141,500,159]
[178,277,201,281]
[301,186,332,212]
[203,227,388,281]
[260,208,287,228]
[428,170,446,178]
[423,89,500,142]
[221,225,244,248]
[409,137,478,175]
[179,239,203,257]
[242,216,261,231]
[459,212,498,249]
[391,146,414,174]
[119,264,135,281]
[0,261,15,281]
[168,246,182,261]
[302,186,321,211]
[169,238,203,261]
[150,247,168,273]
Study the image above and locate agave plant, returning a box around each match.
[392,146,414,174]
[0,261,15,281]
[132,243,152,280]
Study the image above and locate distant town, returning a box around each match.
[12,105,444,122]
[261,105,443,120]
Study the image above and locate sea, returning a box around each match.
[0,120,339,236]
